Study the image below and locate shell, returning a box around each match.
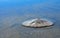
[22,18,54,27]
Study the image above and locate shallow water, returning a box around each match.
[0,0,60,38]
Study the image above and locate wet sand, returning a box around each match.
[0,0,60,38]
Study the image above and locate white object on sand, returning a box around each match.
[22,18,54,27]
